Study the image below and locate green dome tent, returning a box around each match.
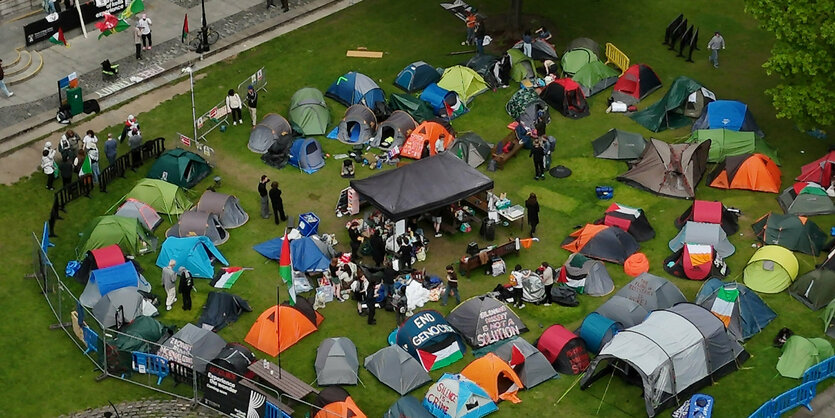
[743,245,799,294]
[448,132,492,168]
[507,48,537,82]
[572,61,619,96]
[147,148,212,189]
[776,335,834,378]
[687,129,779,164]
[289,87,330,136]
[561,47,598,77]
[752,212,827,256]
[437,65,489,105]
[388,93,435,123]
[126,179,193,216]
[78,215,158,255]
[630,76,708,132]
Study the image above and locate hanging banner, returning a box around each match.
[204,367,266,418]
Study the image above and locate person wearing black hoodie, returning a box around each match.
[530,138,545,180]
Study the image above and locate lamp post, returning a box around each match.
[183,66,198,143]
[198,0,209,53]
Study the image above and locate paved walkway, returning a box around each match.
[60,398,221,418]
[791,382,835,417]
[0,0,360,185]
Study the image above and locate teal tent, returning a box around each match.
[630,76,707,132]
[147,149,212,189]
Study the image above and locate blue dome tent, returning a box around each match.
[692,100,764,137]
[394,61,440,93]
[419,83,468,119]
[253,236,331,272]
[289,138,325,174]
[326,71,386,110]
[155,236,229,279]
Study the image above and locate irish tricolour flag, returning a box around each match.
[78,154,92,176]
[710,286,739,327]
[214,267,244,288]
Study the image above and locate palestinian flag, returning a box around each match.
[96,13,131,39]
[280,231,296,306]
[213,267,244,288]
[181,14,189,43]
[49,28,68,47]
[710,286,739,327]
[120,0,145,20]
[78,154,92,176]
[417,340,463,371]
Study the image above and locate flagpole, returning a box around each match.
[276,283,281,378]
[75,0,88,38]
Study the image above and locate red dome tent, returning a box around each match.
[535,325,590,375]
[675,200,740,234]
[74,244,126,284]
[539,78,589,119]
[611,64,663,105]
[797,149,835,188]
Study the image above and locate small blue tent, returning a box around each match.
[395,61,441,93]
[692,100,764,137]
[326,71,386,110]
[419,83,468,119]
[695,278,777,341]
[79,261,152,308]
[577,312,622,354]
[288,138,325,174]
[424,374,497,418]
[253,236,330,272]
[156,236,228,279]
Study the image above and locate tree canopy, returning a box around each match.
[745,0,835,129]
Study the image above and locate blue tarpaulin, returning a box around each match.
[92,262,140,296]
[156,236,228,278]
[253,236,330,272]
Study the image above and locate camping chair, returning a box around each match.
[132,352,170,385]
[101,60,119,81]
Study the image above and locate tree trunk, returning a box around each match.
[509,0,523,32]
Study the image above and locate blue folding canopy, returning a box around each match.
[253,236,330,272]
[156,236,228,279]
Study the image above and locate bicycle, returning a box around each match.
[188,27,220,52]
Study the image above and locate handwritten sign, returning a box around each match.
[474,305,523,347]
[425,381,459,415]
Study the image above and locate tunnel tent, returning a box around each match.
[289,137,326,174]
[165,211,229,246]
[446,295,528,348]
[396,310,466,371]
[337,104,377,145]
[437,65,489,105]
[364,345,432,395]
[326,71,386,110]
[315,337,360,386]
[752,212,827,256]
[675,200,740,234]
[592,129,647,160]
[692,100,765,137]
[249,113,293,154]
[155,236,228,279]
[195,190,249,229]
[289,87,330,136]
[371,110,418,150]
[78,215,158,256]
[581,303,748,417]
[743,245,799,294]
[572,60,619,97]
[594,273,686,327]
[512,38,560,61]
[630,76,711,132]
[147,148,212,189]
[695,278,777,341]
[669,221,735,258]
[610,64,663,105]
[448,132,492,168]
[535,325,590,375]
[388,93,436,123]
[126,179,193,216]
[395,61,441,93]
[617,138,710,199]
[688,129,778,164]
[115,198,162,232]
[778,182,835,216]
[489,337,556,388]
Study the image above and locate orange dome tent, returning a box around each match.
[460,353,525,403]
[314,386,366,418]
[399,121,455,160]
[245,297,323,356]
[707,153,781,193]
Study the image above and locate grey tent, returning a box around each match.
[630,76,712,132]
[521,272,547,303]
[350,153,494,220]
[115,198,162,232]
[165,211,229,246]
[592,129,647,160]
[365,345,432,395]
[80,261,152,308]
[447,295,528,348]
[157,323,227,373]
[465,54,501,90]
[581,303,747,417]
[790,249,835,310]
[595,273,686,327]
[778,183,835,216]
[385,396,434,418]
[315,337,359,386]
[92,287,146,328]
[491,338,556,388]
[696,278,777,341]
[371,110,417,150]
[617,138,711,199]
[448,132,493,168]
[513,38,560,61]
[565,37,601,56]
[669,221,736,258]
[338,104,377,145]
[289,87,330,136]
[248,113,293,154]
[195,190,249,229]
[557,253,615,296]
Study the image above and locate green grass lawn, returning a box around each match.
[2,0,833,416]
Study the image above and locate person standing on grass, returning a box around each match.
[162,259,178,311]
[128,127,142,170]
[441,265,460,306]
[525,193,540,237]
[707,31,725,69]
[0,58,13,98]
[59,129,80,161]
[104,133,118,166]
[137,14,153,50]
[530,139,545,181]
[134,26,142,60]
[462,9,477,46]
[178,267,194,311]
[348,221,362,260]
[510,265,526,309]
[58,154,73,187]
[474,18,486,55]
[540,262,554,306]
[246,85,258,126]
[522,30,533,57]
[366,277,378,325]
[268,181,287,224]
[258,175,270,219]
[226,89,243,126]
[41,146,57,190]
[369,229,385,267]
[83,130,100,185]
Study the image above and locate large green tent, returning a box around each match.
[437,66,488,105]
[776,335,834,378]
[110,316,169,353]
[289,87,330,136]
[147,149,212,189]
[822,300,835,337]
[449,132,493,168]
[791,268,835,310]
[507,48,537,82]
[688,129,780,164]
[743,245,799,294]
[78,215,158,255]
[126,179,193,215]
[572,61,619,96]
[752,213,827,255]
[561,47,598,76]
[630,76,705,132]
[388,93,435,122]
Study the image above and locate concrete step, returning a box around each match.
[7,48,43,85]
[3,47,31,77]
